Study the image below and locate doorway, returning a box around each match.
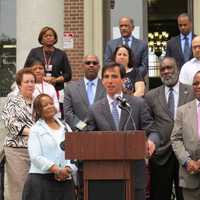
[147,0,193,89]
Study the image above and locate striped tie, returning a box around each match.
[183,36,190,62]
[111,100,120,130]
[168,88,174,119]
[124,38,129,47]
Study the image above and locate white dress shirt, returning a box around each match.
[107,93,122,120]
[179,58,200,85]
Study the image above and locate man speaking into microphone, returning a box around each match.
[87,62,160,200]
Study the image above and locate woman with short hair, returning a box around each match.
[24,26,72,118]
[2,68,35,200]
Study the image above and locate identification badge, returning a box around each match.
[45,64,52,72]
[45,64,52,77]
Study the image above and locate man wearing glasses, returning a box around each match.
[64,54,106,200]
[64,54,106,130]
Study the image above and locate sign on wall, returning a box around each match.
[63,32,75,49]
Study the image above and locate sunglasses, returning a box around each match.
[84,61,99,65]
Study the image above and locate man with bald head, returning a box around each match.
[179,35,200,85]
[64,54,106,200]
[104,16,148,77]
[171,71,200,200]
[166,13,196,69]
[64,54,106,130]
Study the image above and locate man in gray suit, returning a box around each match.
[64,54,106,130]
[166,13,196,70]
[64,54,106,200]
[87,62,160,200]
[104,16,148,77]
[171,71,200,200]
[145,57,194,200]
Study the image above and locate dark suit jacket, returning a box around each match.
[145,83,194,165]
[166,34,196,70]
[104,36,148,77]
[64,78,106,130]
[24,47,72,90]
[87,94,160,189]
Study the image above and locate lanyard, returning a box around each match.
[43,48,52,67]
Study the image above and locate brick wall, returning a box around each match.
[64,0,84,80]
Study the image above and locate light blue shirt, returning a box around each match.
[122,36,132,48]
[180,32,192,53]
[84,77,98,94]
[28,118,77,174]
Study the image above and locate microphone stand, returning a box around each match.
[119,103,136,130]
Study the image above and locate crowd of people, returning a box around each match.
[1,12,200,200]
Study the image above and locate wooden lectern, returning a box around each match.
[65,131,146,200]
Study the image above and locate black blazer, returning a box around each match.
[24,47,72,90]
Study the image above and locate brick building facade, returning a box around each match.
[64,0,85,80]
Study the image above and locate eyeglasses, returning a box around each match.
[84,61,99,65]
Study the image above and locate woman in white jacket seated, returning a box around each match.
[22,94,77,200]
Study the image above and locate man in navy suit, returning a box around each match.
[87,62,160,200]
[166,13,196,70]
[104,17,148,77]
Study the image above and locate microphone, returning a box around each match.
[122,106,136,130]
[60,119,88,151]
[114,95,136,130]
[74,120,87,131]
[115,95,130,108]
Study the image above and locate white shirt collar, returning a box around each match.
[122,36,132,42]
[84,77,98,87]
[165,81,179,94]
[107,92,123,105]
[180,32,192,40]
[196,99,200,107]
[190,57,200,63]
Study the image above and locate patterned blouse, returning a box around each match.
[1,94,34,148]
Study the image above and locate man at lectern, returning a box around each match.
[87,62,160,200]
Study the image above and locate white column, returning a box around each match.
[16,0,64,69]
[194,0,200,35]
[84,0,103,66]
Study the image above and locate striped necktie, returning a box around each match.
[168,88,174,119]
[183,36,190,62]
[124,38,130,47]
[111,100,120,130]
